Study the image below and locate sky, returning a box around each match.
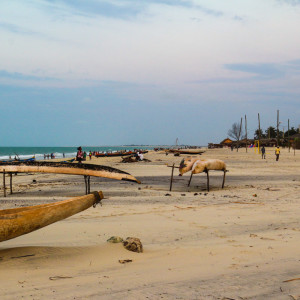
[0,0,300,146]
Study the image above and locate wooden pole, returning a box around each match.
[88,176,90,194]
[187,172,193,187]
[245,115,248,153]
[277,110,280,146]
[222,170,227,189]
[3,170,6,197]
[10,173,13,194]
[237,118,242,152]
[169,163,175,191]
[258,113,261,153]
[84,175,88,195]
[206,170,209,192]
[288,119,290,152]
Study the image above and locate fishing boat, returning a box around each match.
[0,161,140,183]
[0,157,35,163]
[0,191,104,242]
[95,150,148,158]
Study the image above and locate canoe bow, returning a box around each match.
[0,191,104,242]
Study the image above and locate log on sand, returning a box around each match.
[191,159,227,174]
[0,191,104,242]
[0,161,140,183]
[179,158,226,175]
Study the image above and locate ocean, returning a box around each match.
[0,146,157,161]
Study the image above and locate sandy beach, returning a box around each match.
[0,148,300,299]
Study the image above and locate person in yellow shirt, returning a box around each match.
[275,146,280,161]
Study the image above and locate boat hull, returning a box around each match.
[0,161,140,183]
[0,191,104,242]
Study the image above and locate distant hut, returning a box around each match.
[220,138,233,148]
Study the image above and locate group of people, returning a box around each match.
[43,153,56,159]
[260,146,281,161]
[76,147,93,163]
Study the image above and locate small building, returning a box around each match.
[220,138,233,147]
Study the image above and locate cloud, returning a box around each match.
[277,0,300,5]
[0,70,60,82]
[0,21,41,36]
[224,63,285,79]
[40,0,224,19]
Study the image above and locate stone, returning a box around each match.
[123,237,143,253]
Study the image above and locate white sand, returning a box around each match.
[0,148,300,299]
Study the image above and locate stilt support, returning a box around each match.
[169,163,175,192]
[222,170,227,189]
[9,173,13,194]
[84,175,91,195]
[188,172,193,187]
[205,169,209,192]
[3,170,6,197]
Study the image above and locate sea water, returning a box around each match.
[0,146,156,161]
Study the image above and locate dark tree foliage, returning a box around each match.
[254,129,266,139]
[228,122,244,141]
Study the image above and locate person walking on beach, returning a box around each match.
[76,147,84,164]
[275,146,280,161]
[261,146,266,159]
[89,151,92,160]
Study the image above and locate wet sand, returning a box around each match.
[0,148,299,299]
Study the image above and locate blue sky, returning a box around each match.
[0,0,299,146]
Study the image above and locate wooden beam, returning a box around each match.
[169,163,175,191]
[3,170,6,197]
[187,172,193,187]
[206,169,209,192]
[222,170,227,189]
[9,173,13,194]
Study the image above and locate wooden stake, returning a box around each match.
[3,170,6,197]
[84,175,88,195]
[258,113,261,153]
[288,119,290,152]
[206,170,209,192]
[245,114,248,153]
[10,173,13,194]
[237,118,243,152]
[169,163,175,191]
[277,110,280,146]
[222,170,227,189]
[187,172,193,187]
[88,176,90,194]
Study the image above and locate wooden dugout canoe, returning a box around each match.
[0,191,104,242]
[0,161,140,183]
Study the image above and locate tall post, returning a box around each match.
[169,163,175,191]
[245,115,248,153]
[277,110,280,146]
[3,170,6,197]
[237,117,242,152]
[288,119,290,152]
[258,113,261,154]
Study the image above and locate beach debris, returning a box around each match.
[194,193,198,196]
[49,276,73,280]
[107,236,123,243]
[181,194,186,196]
[123,237,143,253]
[283,277,300,283]
[32,179,37,184]
[253,194,257,197]
[118,259,133,264]
[165,193,171,196]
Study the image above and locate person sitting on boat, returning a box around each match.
[76,147,84,164]
[138,152,144,161]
